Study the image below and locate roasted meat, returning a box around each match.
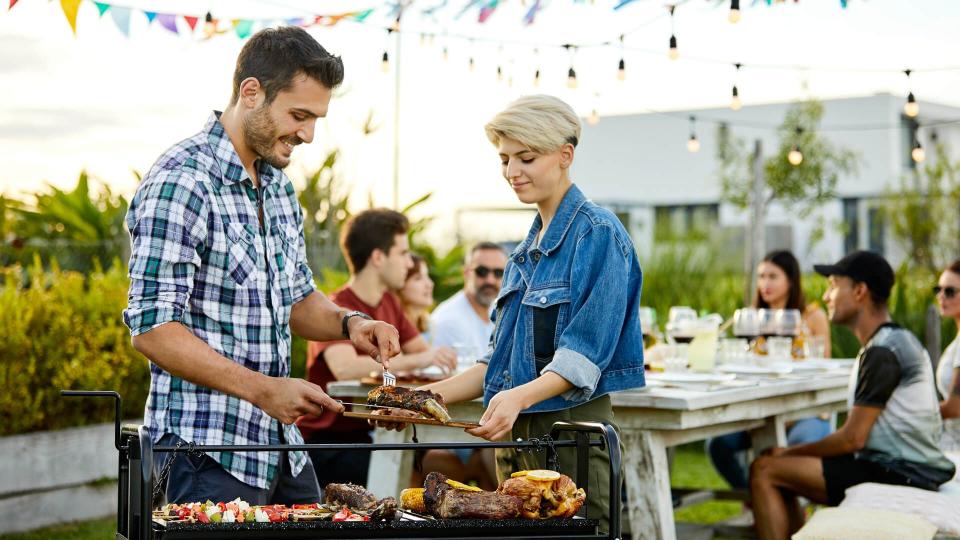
[423,472,522,519]
[324,483,378,510]
[367,385,451,423]
[497,470,586,519]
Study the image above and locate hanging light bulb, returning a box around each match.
[912,139,925,163]
[617,58,626,81]
[381,50,390,73]
[668,35,679,60]
[728,0,741,23]
[588,109,600,126]
[788,146,803,166]
[497,65,503,82]
[203,11,216,38]
[903,70,919,118]
[533,68,541,87]
[687,116,700,152]
[731,86,742,110]
[468,57,475,72]
[389,15,401,33]
[567,67,578,89]
[442,46,449,61]
[904,92,919,118]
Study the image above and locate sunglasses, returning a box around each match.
[473,265,505,279]
[934,285,959,299]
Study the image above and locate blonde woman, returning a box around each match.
[381,95,646,530]
[935,259,960,451]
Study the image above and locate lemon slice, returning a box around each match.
[445,479,483,492]
[526,469,561,482]
[510,470,529,478]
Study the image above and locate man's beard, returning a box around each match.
[473,284,499,307]
[243,105,296,169]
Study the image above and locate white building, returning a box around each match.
[572,93,960,269]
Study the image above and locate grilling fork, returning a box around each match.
[382,359,396,386]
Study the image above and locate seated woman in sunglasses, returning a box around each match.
[935,259,960,451]
[376,95,646,532]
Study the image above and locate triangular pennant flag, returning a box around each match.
[9,0,19,10]
[156,13,178,34]
[285,17,304,26]
[351,9,373,21]
[143,11,156,23]
[94,2,109,16]
[109,5,131,37]
[60,0,82,35]
[613,0,637,10]
[523,0,541,24]
[183,15,198,31]
[478,0,498,22]
[232,19,254,39]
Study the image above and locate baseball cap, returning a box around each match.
[814,250,895,302]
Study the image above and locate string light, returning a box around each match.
[730,63,742,111]
[668,6,679,60]
[497,65,503,81]
[534,68,541,87]
[564,44,578,89]
[904,69,919,117]
[203,11,216,38]
[788,126,803,166]
[617,34,626,81]
[381,50,389,72]
[588,109,600,126]
[687,115,700,153]
[912,128,925,163]
[468,56,475,72]
[728,0,741,23]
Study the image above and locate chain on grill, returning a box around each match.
[152,440,202,504]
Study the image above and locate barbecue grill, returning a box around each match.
[63,391,622,540]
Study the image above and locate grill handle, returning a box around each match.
[549,421,622,540]
[61,390,122,450]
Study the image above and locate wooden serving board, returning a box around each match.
[342,411,480,429]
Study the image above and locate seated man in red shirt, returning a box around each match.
[297,209,457,488]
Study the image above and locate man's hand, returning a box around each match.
[348,319,401,368]
[466,387,527,441]
[761,446,788,458]
[426,346,458,374]
[254,377,344,425]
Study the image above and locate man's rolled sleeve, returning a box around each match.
[289,201,317,305]
[123,172,207,336]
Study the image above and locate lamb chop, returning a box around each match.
[423,472,522,519]
[367,385,451,423]
[498,470,586,519]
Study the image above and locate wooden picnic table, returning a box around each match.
[328,363,852,540]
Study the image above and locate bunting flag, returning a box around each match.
[60,0,82,35]
[183,15,198,31]
[352,8,374,21]
[478,0,498,23]
[156,13,178,34]
[455,0,484,20]
[613,0,638,10]
[143,11,156,23]
[94,2,109,16]
[232,19,254,39]
[109,5,131,37]
[523,0,541,25]
[9,0,18,10]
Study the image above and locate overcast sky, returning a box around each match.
[2,0,959,244]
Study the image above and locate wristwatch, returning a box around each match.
[341,310,372,338]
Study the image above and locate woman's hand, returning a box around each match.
[425,346,458,375]
[466,387,528,441]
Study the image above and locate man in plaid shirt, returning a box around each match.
[123,27,400,505]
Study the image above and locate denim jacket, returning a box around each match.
[480,184,646,412]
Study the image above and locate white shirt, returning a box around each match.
[937,337,960,451]
[430,290,494,359]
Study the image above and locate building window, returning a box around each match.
[842,198,859,253]
[868,206,885,255]
[654,204,719,241]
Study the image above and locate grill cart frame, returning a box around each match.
[62,390,622,540]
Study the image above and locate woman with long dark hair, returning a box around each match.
[707,250,832,490]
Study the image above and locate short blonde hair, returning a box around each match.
[484,95,581,154]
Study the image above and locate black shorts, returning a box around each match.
[821,453,918,506]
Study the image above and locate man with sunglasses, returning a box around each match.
[431,242,508,355]
[749,250,955,540]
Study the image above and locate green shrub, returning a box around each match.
[0,258,148,436]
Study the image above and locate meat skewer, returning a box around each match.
[367,385,452,423]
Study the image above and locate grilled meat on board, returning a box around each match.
[498,471,586,519]
[324,483,378,510]
[367,385,452,423]
[423,472,522,519]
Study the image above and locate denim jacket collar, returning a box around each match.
[514,183,588,259]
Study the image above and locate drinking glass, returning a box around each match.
[804,335,827,359]
[733,308,759,341]
[758,308,778,338]
[667,306,698,344]
[767,336,793,360]
[639,307,658,347]
[776,309,803,337]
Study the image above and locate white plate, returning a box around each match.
[791,359,855,372]
[647,372,737,383]
[718,363,794,375]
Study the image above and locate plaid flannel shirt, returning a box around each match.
[123,112,317,489]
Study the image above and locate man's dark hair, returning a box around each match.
[230,26,344,105]
[341,209,409,274]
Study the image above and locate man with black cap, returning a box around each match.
[749,251,955,540]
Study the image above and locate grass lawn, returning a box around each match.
[0,443,739,540]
